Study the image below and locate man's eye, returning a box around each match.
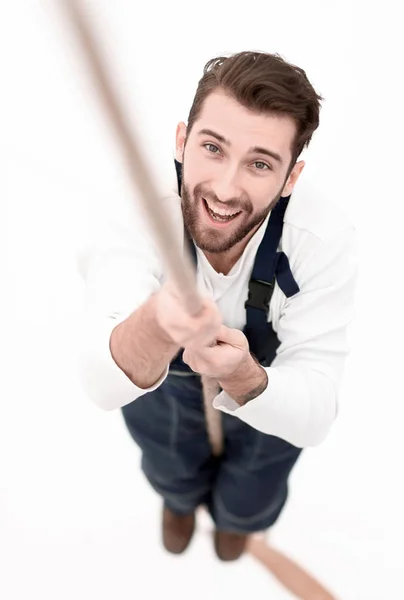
[254,161,271,170]
[204,143,220,154]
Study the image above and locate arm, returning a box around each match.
[76,201,173,411]
[218,355,268,405]
[109,293,180,389]
[213,227,358,448]
[77,250,172,411]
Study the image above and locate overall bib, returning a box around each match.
[121,161,302,533]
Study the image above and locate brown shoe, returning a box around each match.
[214,530,248,561]
[162,506,195,554]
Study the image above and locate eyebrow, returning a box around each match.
[197,128,283,165]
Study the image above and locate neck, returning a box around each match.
[203,221,263,275]
[203,250,238,275]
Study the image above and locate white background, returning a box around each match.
[1,1,403,598]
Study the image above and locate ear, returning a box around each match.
[175,122,187,163]
[281,160,305,197]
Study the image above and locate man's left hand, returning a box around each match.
[182,325,252,380]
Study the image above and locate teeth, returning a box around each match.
[205,198,239,217]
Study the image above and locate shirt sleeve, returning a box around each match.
[213,226,358,448]
[76,207,171,411]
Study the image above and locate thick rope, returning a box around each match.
[60,0,224,457]
[201,376,223,456]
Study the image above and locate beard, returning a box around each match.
[180,175,285,255]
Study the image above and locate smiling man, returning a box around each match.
[179,89,302,274]
[78,51,357,561]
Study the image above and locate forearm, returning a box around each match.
[218,354,268,406]
[110,293,180,389]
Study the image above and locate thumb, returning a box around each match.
[216,325,248,348]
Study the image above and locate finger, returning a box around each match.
[216,325,247,348]
[184,339,213,355]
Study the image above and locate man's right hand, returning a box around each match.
[154,281,222,350]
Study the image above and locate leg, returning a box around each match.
[210,413,302,560]
[121,372,215,552]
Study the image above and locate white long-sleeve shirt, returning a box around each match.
[77,164,357,448]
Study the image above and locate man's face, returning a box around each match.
[176,89,303,254]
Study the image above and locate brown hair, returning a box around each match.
[186,51,324,174]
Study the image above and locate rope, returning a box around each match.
[60,0,224,456]
[201,376,223,456]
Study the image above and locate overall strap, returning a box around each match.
[245,196,299,336]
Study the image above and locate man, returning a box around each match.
[78,51,357,561]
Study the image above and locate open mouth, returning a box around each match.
[202,198,242,225]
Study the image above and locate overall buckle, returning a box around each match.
[245,279,274,313]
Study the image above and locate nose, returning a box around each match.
[210,164,241,204]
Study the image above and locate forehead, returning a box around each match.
[194,89,296,162]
